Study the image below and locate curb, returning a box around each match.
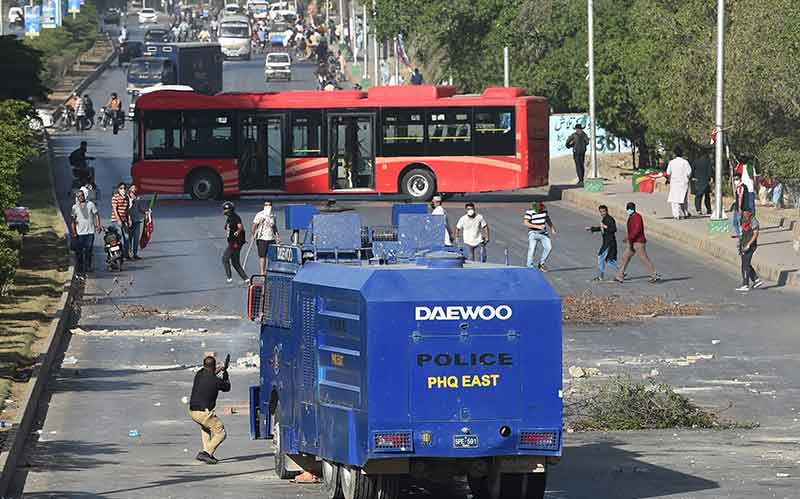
[561,188,798,289]
[0,35,116,497]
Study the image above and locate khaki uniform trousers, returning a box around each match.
[190,409,227,456]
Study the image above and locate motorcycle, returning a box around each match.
[103,226,124,272]
[56,106,76,131]
[98,106,112,130]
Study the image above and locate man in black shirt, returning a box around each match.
[586,204,620,281]
[221,201,249,284]
[69,141,95,186]
[189,355,231,464]
[566,123,590,184]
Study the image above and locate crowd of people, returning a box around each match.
[63,92,125,134]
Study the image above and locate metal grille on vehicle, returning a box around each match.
[301,295,317,390]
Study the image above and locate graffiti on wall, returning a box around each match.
[550,114,632,158]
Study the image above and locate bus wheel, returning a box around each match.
[322,460,343,499]
[273,403,300,480]
[188,170,221,200]
[401,168,436,201]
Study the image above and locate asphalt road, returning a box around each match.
[12,24,800,499]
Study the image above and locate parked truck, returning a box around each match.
[126,42,223,97]
[246,206,563,499]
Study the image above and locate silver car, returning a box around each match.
[264,52,292,81]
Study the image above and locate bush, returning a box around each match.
[0,226,21,293]
[758,137,800,182]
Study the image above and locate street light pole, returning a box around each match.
[713,0,725,219]
[588,0,598,179]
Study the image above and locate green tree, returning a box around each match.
[0,36,48,101]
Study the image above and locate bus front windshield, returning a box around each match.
[128,59,164,79]
[220,24,250,38]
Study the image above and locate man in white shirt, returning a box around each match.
[666,146,692,219]
[70,190,103,276]
[251,200,280,275]
[455,203,489,262]
[430,195,452,246]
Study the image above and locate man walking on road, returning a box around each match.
[189,355,230,464]
[524,202,556,272]
[106,93,123,135]
[615,202,661,283]
[431,195,453,246]
[222,201,249,284]
[110,182,132,259]
[70,190,103,276]
[737,210,764,291]
[692,152,713,215]
[455,202,490,262]
[565,123,589,184]
[127,184,147,260]
[586,204,619,281]
[251,200,280,275]
[666,146,692,219]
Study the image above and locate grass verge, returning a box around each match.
[0,152,70,426]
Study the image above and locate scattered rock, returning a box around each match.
[649,369,660,377]
[235,354,260,369]
[568,366,600,379]
[776,473,790,478]
[181,396,189,404]
[711,339,721,345]
[62,356,78,365]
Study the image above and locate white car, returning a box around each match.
[268,3,292,20]
[264,52,292,81]
[222,3,243,17]
[138,7,157,24]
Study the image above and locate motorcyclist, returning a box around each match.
[83,94,95,129]
[106,93,124,135]
[69,141,95,186]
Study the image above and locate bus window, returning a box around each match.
[474,108,515,155]
[290,111,323,157]
[427,109,472,156]
[381,109,424,156]
[183,111,235,157]
[144,112,182,159]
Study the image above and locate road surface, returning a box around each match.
[12,22,800,499]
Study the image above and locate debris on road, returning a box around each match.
[712,339,721,345]
[117,305,244,321]
[62,356,78,365]
[128,429,140,438]
[562,291,705,324]
[71,326,215,337]
[180,396,189,404]
[233,353,260,370]
[568,365,601,379]
[776,473,791,478]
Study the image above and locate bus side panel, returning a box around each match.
[524,99,549,187]
[375,156,523,193]
[285,157,329,194]
[132,158,237,195]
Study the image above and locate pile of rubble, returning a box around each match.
[562,291,705,324]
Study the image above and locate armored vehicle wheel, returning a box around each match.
[470,472,546,499]
[340,466,399,499]
[322,460,343,498]
[273,404,300,480]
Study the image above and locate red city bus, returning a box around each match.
[131,85,549,200]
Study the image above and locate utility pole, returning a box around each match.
[587,0,598,179]
[393,36,399,85]
[338,0,344,41]
[372,0,378,85]
[362,4,367,78]
[503,47,509,87]
[712,0,726,221]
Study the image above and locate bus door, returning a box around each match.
[327,113,375,190]
[240,113,286,190]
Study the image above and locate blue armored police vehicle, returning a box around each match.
[247,205,562,499]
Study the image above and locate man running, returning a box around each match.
[189,355,230,464]
[222,201,249,284]
[524,202,556,272]
[455,202,489,262]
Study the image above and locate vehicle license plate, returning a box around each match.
[452,434,479,449]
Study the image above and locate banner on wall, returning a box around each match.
[24,5,41,37]
[68,0,81,14]
[550,114,632,158]
[42,0,58,28]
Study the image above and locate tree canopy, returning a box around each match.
[375,0,800,177]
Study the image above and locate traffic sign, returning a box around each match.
[24,5,41,37]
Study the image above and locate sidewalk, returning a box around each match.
[551,160,800,289]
